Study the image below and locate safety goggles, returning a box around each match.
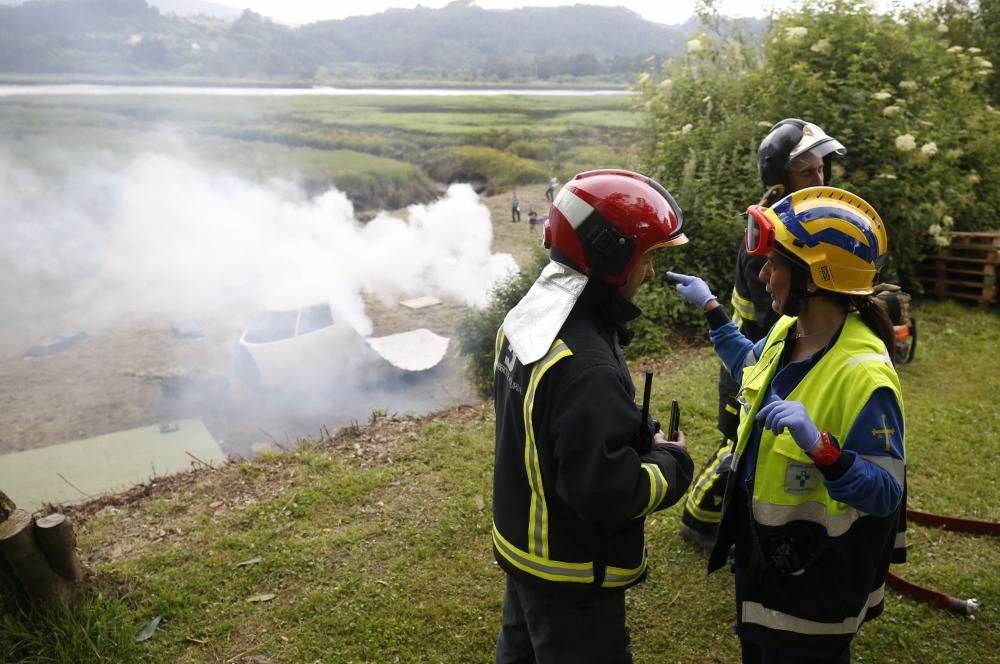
[744,205,776,256]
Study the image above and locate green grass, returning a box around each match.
[1,298,997,663]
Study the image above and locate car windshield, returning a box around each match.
[243,310,298,343]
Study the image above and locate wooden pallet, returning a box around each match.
[916,231,999,308]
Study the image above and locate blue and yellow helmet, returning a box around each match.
[755,186,888,295]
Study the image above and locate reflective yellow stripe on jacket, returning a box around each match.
[492,336,647,588]
[730,287,756,328]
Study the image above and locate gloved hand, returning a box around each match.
[756,399,821,453]
[665,272,717,308]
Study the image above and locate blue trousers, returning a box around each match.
[495,575,632,664]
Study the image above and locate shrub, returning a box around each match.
[457,247,548,398]
[636,0,1000,333]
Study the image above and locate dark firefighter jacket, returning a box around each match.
[492,282,694,593]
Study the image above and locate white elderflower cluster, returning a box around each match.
[785,26,808,41]
[882,105,901,116]
[687,39,703,54]
[898,80,918,91]
[921,142,938,156]
[681,123,693,134]
[872,91,892,100]
[895,134,916,151]
[810,39,831,53]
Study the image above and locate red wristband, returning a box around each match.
[808,431,842,467]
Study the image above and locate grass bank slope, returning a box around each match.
[1,301,998,663]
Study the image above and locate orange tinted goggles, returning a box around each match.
[744,205,776,256]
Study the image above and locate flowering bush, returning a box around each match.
[633,0,1000,339]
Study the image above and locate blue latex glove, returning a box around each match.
[665,272,717,308]
[756,399,821,453]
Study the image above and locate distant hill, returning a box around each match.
[0,0,242,20]
[0,0,762,81]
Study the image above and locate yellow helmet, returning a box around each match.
[745,186,888,295]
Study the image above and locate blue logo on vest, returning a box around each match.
[785,462,818,494]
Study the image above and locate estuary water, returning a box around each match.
[0,84,629,97]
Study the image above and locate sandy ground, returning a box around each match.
[0,186,548,461]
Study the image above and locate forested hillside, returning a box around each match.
[0,0,760,81]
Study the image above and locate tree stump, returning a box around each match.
[35,513,84,586]
[0,553,25,614]
[0,509,70,606]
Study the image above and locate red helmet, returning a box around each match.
[544,169,688,285]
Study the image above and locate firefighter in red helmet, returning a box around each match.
[492,170,694,663]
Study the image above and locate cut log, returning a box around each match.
[35,513,85,585]
[0,510,69,606]
[0,553,25,614]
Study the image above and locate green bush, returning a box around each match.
[636,0,1000,333]
[457,248,549,398]
[423,145,547,193]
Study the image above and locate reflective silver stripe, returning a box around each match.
[638,463,667,518]
[741,584,885,635]
[860,454,905,485]
[895,530,907,549]
[492,524,593,583]
[847,351,891,367]
[684,443,731,523]
[553,187,593,229]
[602,551,647,587]
[753,500,860,537]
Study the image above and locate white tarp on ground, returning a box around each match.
[365,329,450,371]
[0,419,225,512]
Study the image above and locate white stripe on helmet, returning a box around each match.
[553,187,594,230]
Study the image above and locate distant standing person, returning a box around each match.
[511,191,521,222]
[545,176,558,202]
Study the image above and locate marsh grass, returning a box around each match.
[0,93,638,208]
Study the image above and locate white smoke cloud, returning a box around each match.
[1,150,517,332]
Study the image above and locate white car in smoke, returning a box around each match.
[235,302,449,389]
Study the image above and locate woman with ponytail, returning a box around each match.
[667,186,905,664]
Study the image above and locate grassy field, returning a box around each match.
[1,298,997,663]
[0,92,641,210]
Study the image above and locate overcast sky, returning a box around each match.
[237,0,917,27]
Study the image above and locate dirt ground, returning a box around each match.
[0,186,548,460]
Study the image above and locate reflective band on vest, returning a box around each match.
[522,339,572,558]
[741,584,885,635]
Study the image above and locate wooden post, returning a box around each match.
[0,510,69,606]
[35,513,84,586]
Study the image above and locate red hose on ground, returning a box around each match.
[906,508,1000,537]
[887,508,998,615]
[886,572,979,616]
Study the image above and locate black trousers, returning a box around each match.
[495,575,632,664]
